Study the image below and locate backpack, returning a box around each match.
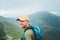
[21,25,42,40]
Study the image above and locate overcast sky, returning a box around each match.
[0,0,60,18]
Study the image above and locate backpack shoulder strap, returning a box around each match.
[24,25,36,40]
[24,26,33,32]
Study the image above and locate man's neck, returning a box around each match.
[23,24,30,30]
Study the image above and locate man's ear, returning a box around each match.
[27,20,30,24]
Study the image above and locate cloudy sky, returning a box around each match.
[0,0,60,18]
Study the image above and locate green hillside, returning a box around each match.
[0,22,6,40]
[0,16,22,40]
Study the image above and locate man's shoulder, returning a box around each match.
[24,29,34,40]
[25,29,33,33]
[25,29,34,35]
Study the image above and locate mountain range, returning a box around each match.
[0,11,60,40]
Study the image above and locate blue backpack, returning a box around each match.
[21,25,42,40]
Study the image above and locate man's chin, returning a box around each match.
[20,26,25,28]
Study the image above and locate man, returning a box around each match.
[17,15,35,40]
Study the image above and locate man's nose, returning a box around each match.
[20,22,23,24]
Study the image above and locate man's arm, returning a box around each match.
[25,29,34,40]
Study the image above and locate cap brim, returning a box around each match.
[16,19,20,21]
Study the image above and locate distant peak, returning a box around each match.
[50,11,60,17]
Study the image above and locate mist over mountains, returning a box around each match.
[0,11,60,40]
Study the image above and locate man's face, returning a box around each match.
[19,20,29,28]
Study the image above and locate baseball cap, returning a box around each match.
[17,15,29,21]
